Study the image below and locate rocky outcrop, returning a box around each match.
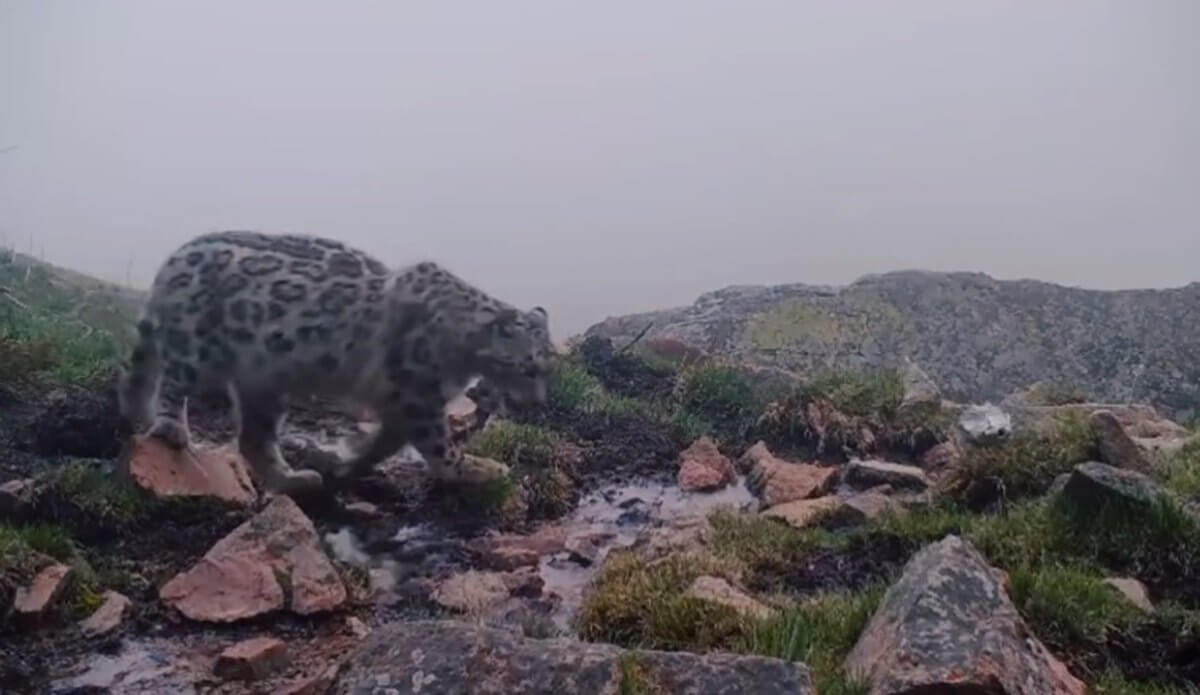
[845,535,1085,694]
[584,271,1200,421]
[334,620,814,694]
[159,495,346,622]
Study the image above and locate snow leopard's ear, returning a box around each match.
[528,306,548,326]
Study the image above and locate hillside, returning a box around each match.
[2,251,1200,693]
[584,270,1200,420]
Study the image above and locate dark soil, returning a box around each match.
[577,335,677,402]
[522,405,684,486]
[745,533,913,596]
[1053,615,1200,687]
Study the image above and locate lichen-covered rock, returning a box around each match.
[159,494,345,622]
[334,620,814,694]
[825,490,904,528]
[843,459,930,492]
[678,437,736,492]
[1090,409,1152,472]
[845,535,1084,695]
[1059,461,1176,513]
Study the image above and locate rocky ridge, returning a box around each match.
[584,270,1200,420]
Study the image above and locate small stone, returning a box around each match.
[826,491,904,528]
[0,478,35,520]
[743,443,838,507]
[677,437,736,492]
[564,533,615,567]
[79,590,132,637]
[13,563,72,620]
[446,394,478,437]
[121,436,257,506]
[469,524,568,571]
[214,637,289,681]
[501,566,544,599]
[1090,410,1152,472]
[685,576,775,620]
[433,571,512,613]
[1104,577,1153,613]
[918,440,962,473]
[344,616,372,639]
[843,459,930,492]
[342,501,381,520]
[958,403,1013,442]
[762,497,842,529]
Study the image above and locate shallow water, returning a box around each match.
[539,476,757,630]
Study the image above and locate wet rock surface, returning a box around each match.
[845,534,1086,694]
[335,619,814,695]
[159,494,346,622]
[121,436,258,506]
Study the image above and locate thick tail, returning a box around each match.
[116,316,161,435]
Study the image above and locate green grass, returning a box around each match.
[617,654,664,695]
[1158,439,1200,499]
[36,461,154,535]
[576,551,748,651]
[676,364,759,442]
[940,412,1097,508]
[1091,672,1200,694]
[739,588,881,694]
[0,521,104,622]
[801,369,904,418]
[466,421,563,467]
[1008,565,1140,645]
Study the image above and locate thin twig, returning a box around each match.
[616,321,654,355]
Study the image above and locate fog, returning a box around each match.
[1,1,1196,339]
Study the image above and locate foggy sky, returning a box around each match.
[1,1,1196,340]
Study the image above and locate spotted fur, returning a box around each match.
[117,231,555,495]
